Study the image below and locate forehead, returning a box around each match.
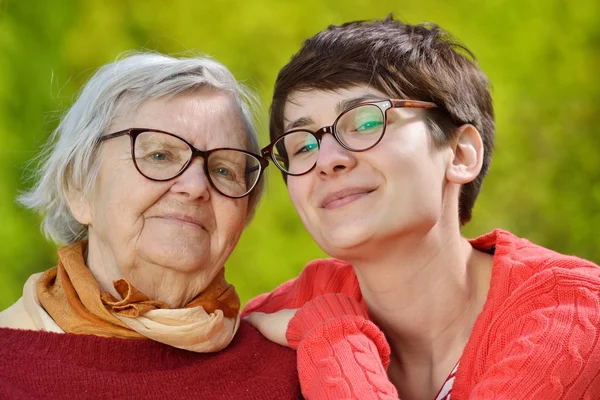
[283,86,389,123]
[112,88,248,149]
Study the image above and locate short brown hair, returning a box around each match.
[270,16,494,225]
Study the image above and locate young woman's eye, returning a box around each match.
[294,142,318,155]
[356,120,383,132]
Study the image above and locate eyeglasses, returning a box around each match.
[99,128,268,199]
[261,99,437,176]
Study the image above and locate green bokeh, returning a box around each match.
[1,0,599,309]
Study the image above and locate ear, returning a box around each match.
[446,124,484,185]
[65,184,93,226]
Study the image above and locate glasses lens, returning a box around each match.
[336,105,385,150]
[134,131,191,180]
[273,131,319,175]
[207,150,261,197]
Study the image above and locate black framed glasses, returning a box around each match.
[99,128,269,199]
[261,99,437,176]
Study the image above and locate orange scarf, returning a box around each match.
[36,241,240,352]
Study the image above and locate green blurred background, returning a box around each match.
[1,0,599,309]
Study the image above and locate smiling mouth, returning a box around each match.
[322,189,375,210]
[152,215,206,230]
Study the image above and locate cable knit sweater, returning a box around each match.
[243,229,600,399]
[0,320,302,399]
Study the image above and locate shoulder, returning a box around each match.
[469,229,600,351]
[226,321,301,395]
[475,229,598,271]
[0,298,37,330]
[299,258,358,290]
[233,320,297,354]
[474,229,600,297]
[472,231,600,342]
[243,258,359,315]
[494,265,600,322]
[225,321,299,369]
[0,272,62,332]
[458,239,600,397]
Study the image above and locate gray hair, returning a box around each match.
[19,52,265,244]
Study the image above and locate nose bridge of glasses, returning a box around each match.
[180,147,209,178]
[314,125,334,141]
[189,146,217,170]
[318,131,348,154]
[319,122,359,153]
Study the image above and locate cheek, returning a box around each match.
[233,199,248,227]
[94,171,166,225]
[217,197,248,235]
[286,179,320,236]
[286,178,309,214]
[402,154,448,213]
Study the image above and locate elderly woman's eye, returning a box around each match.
[214,167,235,179]
[150,152,169,161]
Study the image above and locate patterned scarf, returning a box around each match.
[34,241,240,352]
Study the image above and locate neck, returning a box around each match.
[347,220,493,369]
[84,238,218,308]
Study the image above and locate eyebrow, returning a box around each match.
[284,116,314,132]
[283,94,388,132]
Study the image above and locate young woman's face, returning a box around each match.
[283,86,453,257]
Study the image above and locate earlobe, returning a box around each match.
[65,185,92,225]
[446,124,484,184]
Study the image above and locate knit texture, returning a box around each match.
[243,229,600,399]
[0,320,302,399]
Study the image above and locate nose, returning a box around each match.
[169,158,211,201]
[314,134,357,178]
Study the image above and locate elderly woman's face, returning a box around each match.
[77,89,249,303]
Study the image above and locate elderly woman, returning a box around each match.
[0,53,301,399]
[245,17,600,400]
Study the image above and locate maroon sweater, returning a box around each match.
[0,320,301,399]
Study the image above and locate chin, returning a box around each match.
[315,225,374,258]
[140,236,211,272]
[313,215,434,259]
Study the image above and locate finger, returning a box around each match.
[245,312,290,347]
[244,312,265,328]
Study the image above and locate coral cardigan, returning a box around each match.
[243,230,600,399]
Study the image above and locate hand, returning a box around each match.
[245,309,298,347]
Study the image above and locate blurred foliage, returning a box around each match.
[1,0,599,310]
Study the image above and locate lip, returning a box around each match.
[152,214,207,230]
[320,187,376,209]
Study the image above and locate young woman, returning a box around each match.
[245,17,600,400]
